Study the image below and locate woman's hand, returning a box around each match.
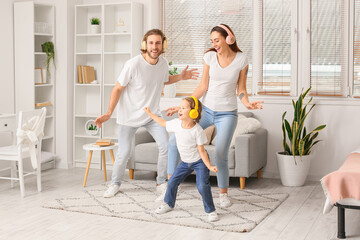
[181,65,200,80]
[209,165,218,173]
[165,106,180,116]
[95,113,111,128]
[244,101,264,110]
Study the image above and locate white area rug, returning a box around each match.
[43,179,288,233]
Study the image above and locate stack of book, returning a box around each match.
[94,139,114,147]
[77,65,96,84]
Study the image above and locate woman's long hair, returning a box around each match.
[206,24,242,53]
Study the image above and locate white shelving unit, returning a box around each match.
[14,2,56,169]
[73,2,143,169]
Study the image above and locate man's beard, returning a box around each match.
[146,49,161,59]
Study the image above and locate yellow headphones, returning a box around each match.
[189,96,199,119]
[141,37,168,51]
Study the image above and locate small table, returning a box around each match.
[82,143,118,187]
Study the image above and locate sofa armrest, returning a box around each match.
[234,128,267,177]
[134,128,155,145]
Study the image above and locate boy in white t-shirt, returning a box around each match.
[144,97,219,222]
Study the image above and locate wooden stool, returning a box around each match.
[82,143,118,187]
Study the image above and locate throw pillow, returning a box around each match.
[212,117,261,148]
[203,125,215,145]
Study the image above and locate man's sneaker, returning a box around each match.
[155,183,167,202]
[103,184,120,198]
[219,193,232,208]
[208,211,219,222]
[155,203,173,214]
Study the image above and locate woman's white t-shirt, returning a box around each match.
[202,51,248,111]
[116,54,169,127]
[166,119,208,163]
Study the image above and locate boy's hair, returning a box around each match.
[184,97,202,123]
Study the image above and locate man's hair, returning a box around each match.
[141,29,167,54]
[184,97,202,123]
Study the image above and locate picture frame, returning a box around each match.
[34,68,45,85]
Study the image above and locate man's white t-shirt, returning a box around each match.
[116,54,169,127]
[166,119,208,163]
[202,51,248,112]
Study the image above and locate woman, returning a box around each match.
[166,24,263,208]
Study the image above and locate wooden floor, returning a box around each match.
[0,168,359,240]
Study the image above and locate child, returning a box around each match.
[144,96,219,222]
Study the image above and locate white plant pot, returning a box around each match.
[89,25,100,34]
[163,84,176,98]
[276,152,312,187]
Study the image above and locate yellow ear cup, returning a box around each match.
[163,38,168,50]
[141,41,146,50]
[189,96,199,119]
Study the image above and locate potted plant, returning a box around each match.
[85,120,98,136]
[89,17,100,34]
[41,41,55,79]
[164,61,178,97]
[276,87,326,186]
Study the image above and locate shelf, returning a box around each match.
[35,52,46,55]
[104,32,131,36]
[35,83,53,87]
[35,33,53,36]
[104,52,131,55]
[104,83,116,87]
[75,83,101,87]
[75,114,99,118]
[46,115,53,119]
[75,135,99,139]
[76,52,101,55]
[76,33,101,37]
[43,136,53,140]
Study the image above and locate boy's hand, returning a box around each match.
[143,107,151,114]
[209,165,218,173]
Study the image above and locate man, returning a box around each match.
[95,29,198,200]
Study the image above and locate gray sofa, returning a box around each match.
[127,112,267,189]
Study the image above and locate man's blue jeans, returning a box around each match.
[164,159,216,213]
[168,105,238,189]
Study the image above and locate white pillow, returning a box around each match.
[212,117,261,148]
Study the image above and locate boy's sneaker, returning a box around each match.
[103,184,120,198]
[155,183,167,202]
[219,193,232,208]
[155,203,173,214]
[208,211,219,222]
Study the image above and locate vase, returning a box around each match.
[276,152,312,186]
[163,84,176,98]
[89,25,100,34]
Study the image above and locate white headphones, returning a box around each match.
[217,24,236,45]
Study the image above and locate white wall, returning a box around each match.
[161,97,360,181]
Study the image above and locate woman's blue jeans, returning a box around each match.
[168,105,238,189]
[164,159,215,213]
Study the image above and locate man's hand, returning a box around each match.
[94,113,111,128]
[181,65,200,80]
[208,165,218,173]
[165,106,180,116]
[143,107,151,115]
[244,101,264,110]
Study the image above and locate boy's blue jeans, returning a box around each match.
[164,159,216,213]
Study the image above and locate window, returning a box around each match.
[162,0,360,99]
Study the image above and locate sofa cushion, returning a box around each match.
[203,125,215,145]
[204,145,235,169]
[135,142,159,164]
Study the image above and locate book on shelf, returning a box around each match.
[77,65,96,84]
[94,139,114,147]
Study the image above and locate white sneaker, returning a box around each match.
[219,193,232,208]
[103,184,120,198]
[155,203,173,214]
[155,183,167,202]
[208,211,219,222]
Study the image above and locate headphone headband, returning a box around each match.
[217,24,236,45]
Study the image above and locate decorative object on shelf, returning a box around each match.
[35,101,51,108]
[89,17,101,34]
[164,61,178,98]
[85,120,98,136]
[41,41,56,78]
[34,68,46,84]
[115,17,125,32]
[276,87,326,186]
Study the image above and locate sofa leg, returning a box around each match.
[240,177,245,189]
[129,169,134,179]
[257,169,262,179]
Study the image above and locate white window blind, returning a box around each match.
[161,0,253,96]
[259,0,292,96]
[354,0,360,97]
[310,0,345,96]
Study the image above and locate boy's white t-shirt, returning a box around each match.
[202,51,248,111]
[116,54,169,127]
[166,119,208,163]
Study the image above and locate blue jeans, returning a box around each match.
[112,119,168,186]
[168,105,238,189]
[164,159,215,213]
